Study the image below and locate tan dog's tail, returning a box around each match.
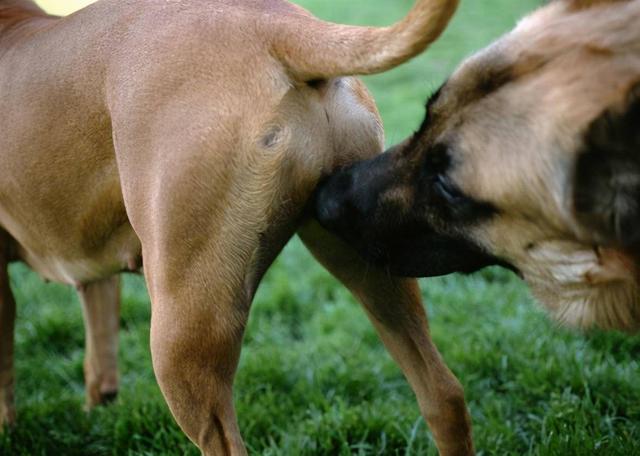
[273,0,459,81]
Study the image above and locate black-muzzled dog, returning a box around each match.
[316,0,640,332]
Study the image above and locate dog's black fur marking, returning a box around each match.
[413,85,445,138]
[574,81,640,246]
[474,66,514,100]
[426,85,444,116]
[414,66,513,142]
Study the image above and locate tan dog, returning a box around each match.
[0,0,477,454]
[316,0,640,333]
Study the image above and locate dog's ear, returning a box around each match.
[573,82,640,246]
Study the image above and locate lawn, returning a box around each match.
[3,1,639,455]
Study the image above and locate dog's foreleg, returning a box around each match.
[0,233,16,428]
[298,221,474,456]
[78,275,121,409]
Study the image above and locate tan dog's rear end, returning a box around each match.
[0,1,472,454]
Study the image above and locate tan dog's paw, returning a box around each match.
[84,389,119,411]
[84,378,119,411]
[0,399,16,430]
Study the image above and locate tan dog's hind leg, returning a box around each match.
[299,221,474,456]
[78,276,121,409]
[110,91,277,455]
[0,233,16,428]
[140,223,254,454]
[148,282,248,456]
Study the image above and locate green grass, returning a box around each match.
[3,1,640,455]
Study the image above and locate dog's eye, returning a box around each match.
[430,173,498,223]
[424,144,450,173]
[433,174,464,203]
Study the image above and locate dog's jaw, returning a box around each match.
[519,240,640,331]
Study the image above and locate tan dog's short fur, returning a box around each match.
[316,0,640,332]
[0,0,476,455]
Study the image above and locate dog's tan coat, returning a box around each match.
[0,1,473,454]
[316,0,640,333]
[438,0,640,330]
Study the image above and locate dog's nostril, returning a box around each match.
[317,198,343,226]
[316,191,355,229]
[315,178,349,225]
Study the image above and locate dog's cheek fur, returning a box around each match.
[473,219,640,332]
[521,240,640,331]
[531,275,640,331]
[573,82,640,246]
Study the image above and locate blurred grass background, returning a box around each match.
[2,1,638,455]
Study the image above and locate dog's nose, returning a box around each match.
[315,167,366,237]
[314,169,357,232]
[316,193,343,229]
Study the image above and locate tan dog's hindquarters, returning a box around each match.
[0,0,470,454]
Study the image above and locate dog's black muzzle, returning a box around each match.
[314,156,509,278]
